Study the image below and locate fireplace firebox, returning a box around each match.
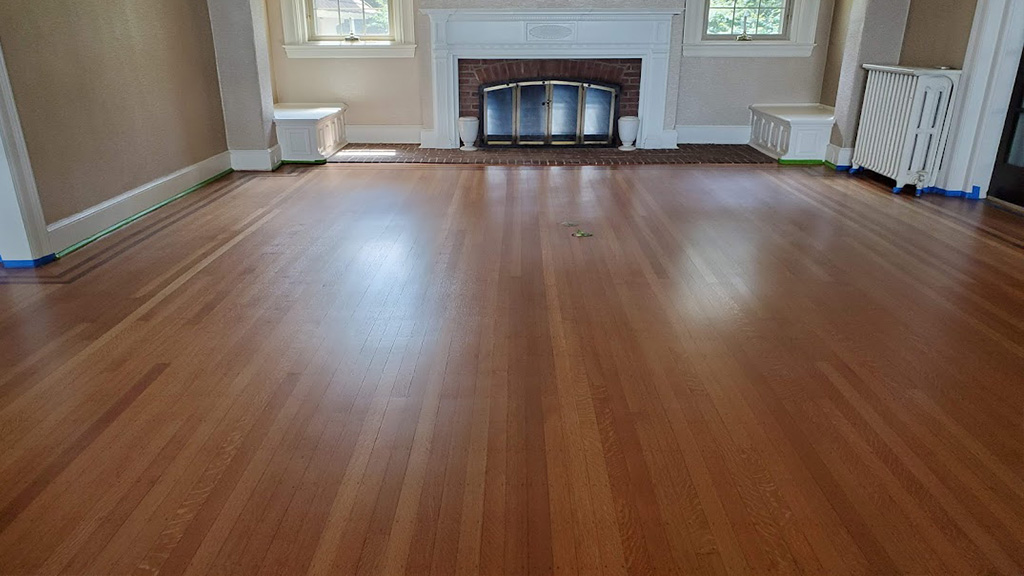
[480,79,620,147]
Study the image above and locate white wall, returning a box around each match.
[265,0,835,139]
[0,130,35,263]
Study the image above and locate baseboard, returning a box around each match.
[231,145,283,171]
[0,253,56,269]
[346,125,422,144]
[419,129,438,148]
[825,144,854,170]
[46,151,232,253]
[677,125,751,145]
[642,129,685,149]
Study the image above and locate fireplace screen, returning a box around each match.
[481,80,619,146]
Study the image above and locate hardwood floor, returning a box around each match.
[1,163,1023,575]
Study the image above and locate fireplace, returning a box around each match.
[459,58,640,147]
[423,9,680,150]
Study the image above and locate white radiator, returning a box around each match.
[852,65,961,195]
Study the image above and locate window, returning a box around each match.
[682,0,821,57]
[705,0,789,39]
[308,0,393,41]
[281,0,415,58]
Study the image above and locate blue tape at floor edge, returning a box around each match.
[0,254,57,269]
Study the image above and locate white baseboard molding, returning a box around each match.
[46,151,232,253]
[346,125,423,144]
[419,129,440,149]
[231,145,283,171]
[677,125,752,145]
[642,129,686,149]
[826,144,854,168]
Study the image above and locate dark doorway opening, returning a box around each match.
[991,46,1024,206]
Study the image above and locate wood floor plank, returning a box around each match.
[1,164,1023,575]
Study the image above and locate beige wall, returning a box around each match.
[900,0,977,69]
[820,0,853,106]
[266,0,835,130]
[0,0,227,224]
[266,0,424,125]
[679,0,835,126]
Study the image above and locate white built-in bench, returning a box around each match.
[273,104,348,163]
[749,104,835,164]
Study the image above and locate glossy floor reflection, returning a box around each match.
[1,164,1022,575]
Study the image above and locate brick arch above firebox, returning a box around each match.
[458,59,642,119]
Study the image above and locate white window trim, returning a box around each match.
[683,0,820,57]
[281,0,416,59]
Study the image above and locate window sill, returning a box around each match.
[682,41,816,58]
[283,42,417,59]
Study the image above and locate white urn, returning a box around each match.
[458,116,480,151]
[618,116,640,151]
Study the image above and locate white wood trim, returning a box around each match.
[282,43,416,59]
[937,0,1024,198]
[280,0,415,59]
[826,144,854,167]
[46,152,232,253]
[346,125,422,144]
[230,145,283,171]
[682,0,821,58]
[422,9,680,150]
[677,125,751,144]
[0,38,52,261]
[682,42,815,57]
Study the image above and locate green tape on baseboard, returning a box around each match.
[55,168,234,259]
[824,161,838,170]
[281,159,328,165]
[778,159,825,166]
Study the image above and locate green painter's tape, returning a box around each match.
[55,169,234,259]
[778,159,825,166]
[824,161,838,170]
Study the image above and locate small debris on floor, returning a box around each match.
[560,221,579,227]
[572,229,594,238]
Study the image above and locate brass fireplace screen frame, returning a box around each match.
[480,79,620,147]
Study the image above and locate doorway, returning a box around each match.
[990,47,1024,205]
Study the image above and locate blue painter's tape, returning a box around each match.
[916,186,984,199]
[835,165,852,172]
[0,253,57,269]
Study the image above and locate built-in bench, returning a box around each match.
[273,104,348,163]
[749,104,835,165]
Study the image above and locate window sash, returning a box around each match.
[703,1,792,40]
[306,0,396,41]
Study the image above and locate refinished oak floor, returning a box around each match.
[1,164,1023,575]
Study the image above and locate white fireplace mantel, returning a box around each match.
[421,9,681,150]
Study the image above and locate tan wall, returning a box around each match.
[266,0,835,130]
[0,0,227,224]
[900,0,977,69]
[820,0,854,107]
[266,0,424,125]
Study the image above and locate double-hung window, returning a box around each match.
[683,0,821,57]
[307,0,394,41]
[704,0,790,40]
[281,0,415,58]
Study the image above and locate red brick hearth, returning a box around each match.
[457,58,642,119]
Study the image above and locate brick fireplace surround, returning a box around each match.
[457,59,642,120]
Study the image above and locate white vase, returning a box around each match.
[458,116,479,151]
[618,116,640,151]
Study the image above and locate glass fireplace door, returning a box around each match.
[482,80,617,147]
